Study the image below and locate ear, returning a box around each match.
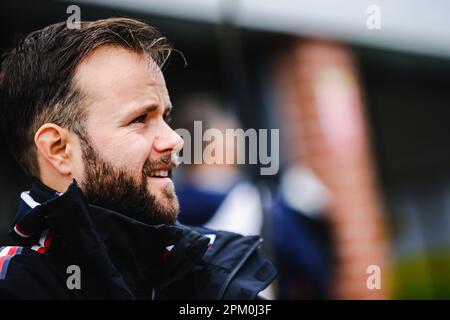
[34,123,73,176]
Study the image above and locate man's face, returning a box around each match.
[72,45,183,224]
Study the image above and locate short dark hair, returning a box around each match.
[0,18,172,177]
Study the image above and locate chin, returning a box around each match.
[152,187,179,210]
[157,197,179,213]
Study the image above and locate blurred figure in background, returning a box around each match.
[173,94,335,299]
[173,95,263,236]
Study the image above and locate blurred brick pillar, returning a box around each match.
[274,40,391,299]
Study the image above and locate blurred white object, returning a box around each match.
[204,182,263,236]
[281,166,332,217]
[67,0,450,58]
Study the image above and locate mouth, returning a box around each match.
[145,166,173,179]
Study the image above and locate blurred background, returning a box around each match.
[1,0,450,299]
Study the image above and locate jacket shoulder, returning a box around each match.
[0,246,68,299]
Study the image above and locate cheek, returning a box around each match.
[96,134,153,172]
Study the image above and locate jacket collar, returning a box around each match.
[29,177,62,203]
[10,179,210,299]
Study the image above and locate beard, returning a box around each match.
[78,135,179,225]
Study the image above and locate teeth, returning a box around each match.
[150,170,169,177]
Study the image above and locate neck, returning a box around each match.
[37,166,72,193]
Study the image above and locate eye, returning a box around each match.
[130,114,147,125]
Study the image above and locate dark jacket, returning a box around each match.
[0,179,276,299]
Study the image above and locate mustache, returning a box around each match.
[142,155,177,176]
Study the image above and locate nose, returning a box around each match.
[153,121,184,155]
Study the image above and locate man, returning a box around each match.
[0,18,276,299]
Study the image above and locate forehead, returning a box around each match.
[73,45,169,115]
